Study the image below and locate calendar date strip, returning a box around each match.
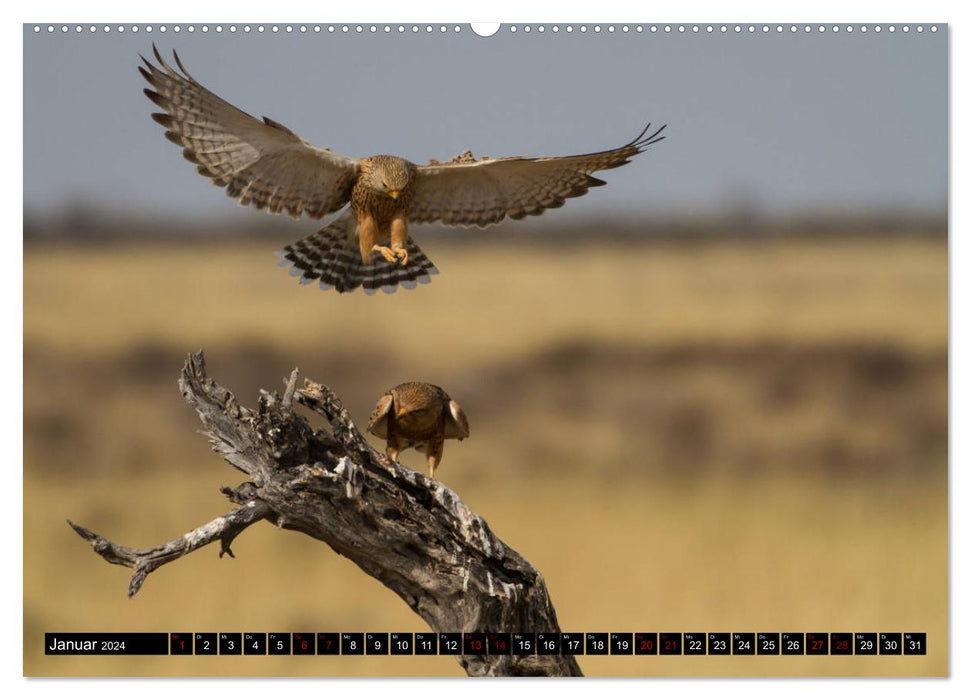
[46,631,927,656]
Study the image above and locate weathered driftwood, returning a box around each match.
[70,351,582,677]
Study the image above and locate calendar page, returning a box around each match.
[22,18,947,678]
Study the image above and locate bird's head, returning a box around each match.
[370,157,413,200]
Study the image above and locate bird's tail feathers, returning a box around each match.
[276,214,439,294]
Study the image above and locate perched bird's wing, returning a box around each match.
[367,393,394,439]
[408,124,665,227]
[139,45,360,219]
[444,400,470,440]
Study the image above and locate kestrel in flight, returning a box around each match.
[367,383,470,479]
[140,46,666,294]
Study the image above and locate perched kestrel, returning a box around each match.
[367,383,470,479]
[140,46,666,294]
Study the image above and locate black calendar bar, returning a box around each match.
[366,633,389,655]
[855,633,877,655]
[219,633,241,655]
[684,633,706,655]
[415,632,438,655]
[170,632,192,655]
[244,633,266,655]
[487,632,511,655]
[44,631,928,655]
[782,632,804,655]
[391,632,414,655]
[659,632,682,655]
[316,633,339,655]
[268,633,291,655]
[513,632,535,655]
[757,633,780,655]
[831,633,853,656]
[634,632,657,655]
[463,632,487,655]
[45,633,169,655]
[293,632,315,655]
[194,633,216,655]
[904,633,926,655]
[708,632,731,655]
[561,633,584,655]
[341,632,364,655]
[537,632,560,655]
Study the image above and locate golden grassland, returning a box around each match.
[23,233,947,676]
[26,471,945,677]
[24,236,946,366]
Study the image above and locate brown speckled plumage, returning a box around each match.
[141,45,665,294]
[367,382,469,479]
[352,157,416,224]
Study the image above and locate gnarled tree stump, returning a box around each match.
[69,351,582,677]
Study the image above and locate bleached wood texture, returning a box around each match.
[70,350,581,677]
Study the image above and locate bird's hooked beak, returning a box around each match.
[396,407,408,418]
[388,190,401,201]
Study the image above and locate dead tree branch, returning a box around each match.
[70,351,582,677]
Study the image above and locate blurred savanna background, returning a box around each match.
[23,25,946,676]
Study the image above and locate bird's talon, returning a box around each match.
[371,244,397,263]
[394,247,409,266]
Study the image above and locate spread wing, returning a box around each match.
[408,124,665,228]
[139,45,360,219]
[444,399,470,440]
[367,393,394,439]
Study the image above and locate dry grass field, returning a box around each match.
[23,231,947,676]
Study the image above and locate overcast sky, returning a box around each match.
[23,24,947,221]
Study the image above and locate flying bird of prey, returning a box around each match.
[367,382,469,479]
[140,46,666,294]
